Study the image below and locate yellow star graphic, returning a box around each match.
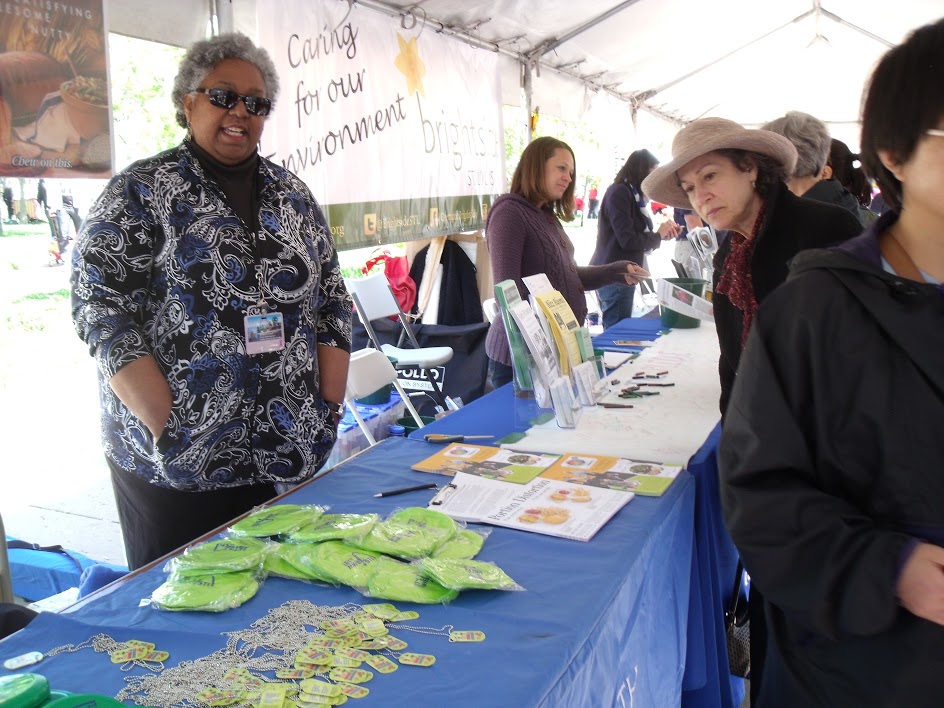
[394,33,426,97]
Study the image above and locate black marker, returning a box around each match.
[373,483,439,498]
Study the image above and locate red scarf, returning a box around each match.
[715,205,767,348]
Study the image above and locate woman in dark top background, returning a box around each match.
[590,149,681,329]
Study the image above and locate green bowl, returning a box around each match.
[396,415,436,435]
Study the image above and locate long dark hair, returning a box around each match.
[615,149,659,190]
[828,139,872,207]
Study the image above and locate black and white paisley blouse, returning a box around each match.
[72,143,352,491]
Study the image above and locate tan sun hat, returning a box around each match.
[641,117,798,209]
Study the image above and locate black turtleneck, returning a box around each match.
[186,139,260,232]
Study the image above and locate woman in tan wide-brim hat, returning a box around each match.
[643,117,862,705]
[642,117,861,416]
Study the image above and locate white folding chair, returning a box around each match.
[345,348,426,446]
[0,511,14,603]
[345,272,453,409]
[482,297,499,324]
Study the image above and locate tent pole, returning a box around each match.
[521,61,533,146]
[216,0,235,34]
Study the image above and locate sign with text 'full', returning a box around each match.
[258,0,504,250]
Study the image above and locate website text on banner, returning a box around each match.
[258,0,504,250]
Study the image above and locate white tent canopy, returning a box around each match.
[107,0,942,151]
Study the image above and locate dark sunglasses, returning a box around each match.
[193,87,272,117]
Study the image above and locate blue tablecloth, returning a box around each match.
[0,438,696,707]
[413,320,745,707]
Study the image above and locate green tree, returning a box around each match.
[108,34,186,171]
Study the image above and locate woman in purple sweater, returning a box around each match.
[485,137,649,389]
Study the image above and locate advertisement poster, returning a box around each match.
[258,0,504,250]
[0,0,111,178]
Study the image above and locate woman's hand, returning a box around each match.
[623,262,651,285]
[108,355,172,440]
[897,542,944,627]
[657,221,683,240]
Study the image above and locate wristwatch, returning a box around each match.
[324,400,345,424]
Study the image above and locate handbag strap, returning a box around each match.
[726,559,745,621]
[6,540,85,574]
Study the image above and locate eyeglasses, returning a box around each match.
[192,87,272,117]
[926,129,944,138]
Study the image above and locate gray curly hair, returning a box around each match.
[171,32,280,129]
[761,111,831,179]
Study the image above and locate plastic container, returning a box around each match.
[659,278,707,329]
[396,415,436,435]
[388,424,406,437]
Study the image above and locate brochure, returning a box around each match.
[428,471,633,542]
[411,443,559,484]
[494,279,534,391]
[541,453,682,496]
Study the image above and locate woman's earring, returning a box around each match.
[751,180,756,189]
[186,122,193,141]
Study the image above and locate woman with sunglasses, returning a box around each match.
[71,33,352,570]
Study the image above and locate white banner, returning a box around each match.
[258,0,504,249]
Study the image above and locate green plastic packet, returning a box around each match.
[352,507,457,559]
[266,542,341,584]
[303,541,383,587]
[170,537,268,574]
[150,570,260,611]
[430,529,486,560]
[262,543,325,582]
[420,558,521,591]
[367,556,459,604]
[230,504,325,538]
[287,513,379,543]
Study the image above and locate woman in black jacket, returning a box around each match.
[590,149,680,329]
[718,18,944,707]
[642,117,862,702]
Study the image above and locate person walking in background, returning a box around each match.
[763,111,866,226]
[588,185,599,218]
[719,18,944,706]
[71,32,352,570]
[484,136,649,389]
[590,149,681,328]
[3,183,13,222]
[36,179,47,213]
[642,117,862,702]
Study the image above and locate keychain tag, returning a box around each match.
[390,611,420,622]
[336,683,370,699]
[257,685,287,707]
[363,654,398,674]
[361,603,399,620]
[321,618,356,631]
[334,648,369,662]
[277,667,314,680]
[299,679,341,697]
[329,655,362,668]
[383,636,408,651]
[244,312,285,355]
[328,668,373,684]
[306,637,346,649]
[449,630,486,643]
[398,652,436,667]
[2,651,43,670]
[143,650,170,662]
[358,618,387,636]
[196,687,242,707]
[296,648,333,665]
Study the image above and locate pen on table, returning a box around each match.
[373,483,439,498]
[598,402,634,409]
[424,434,494,443]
